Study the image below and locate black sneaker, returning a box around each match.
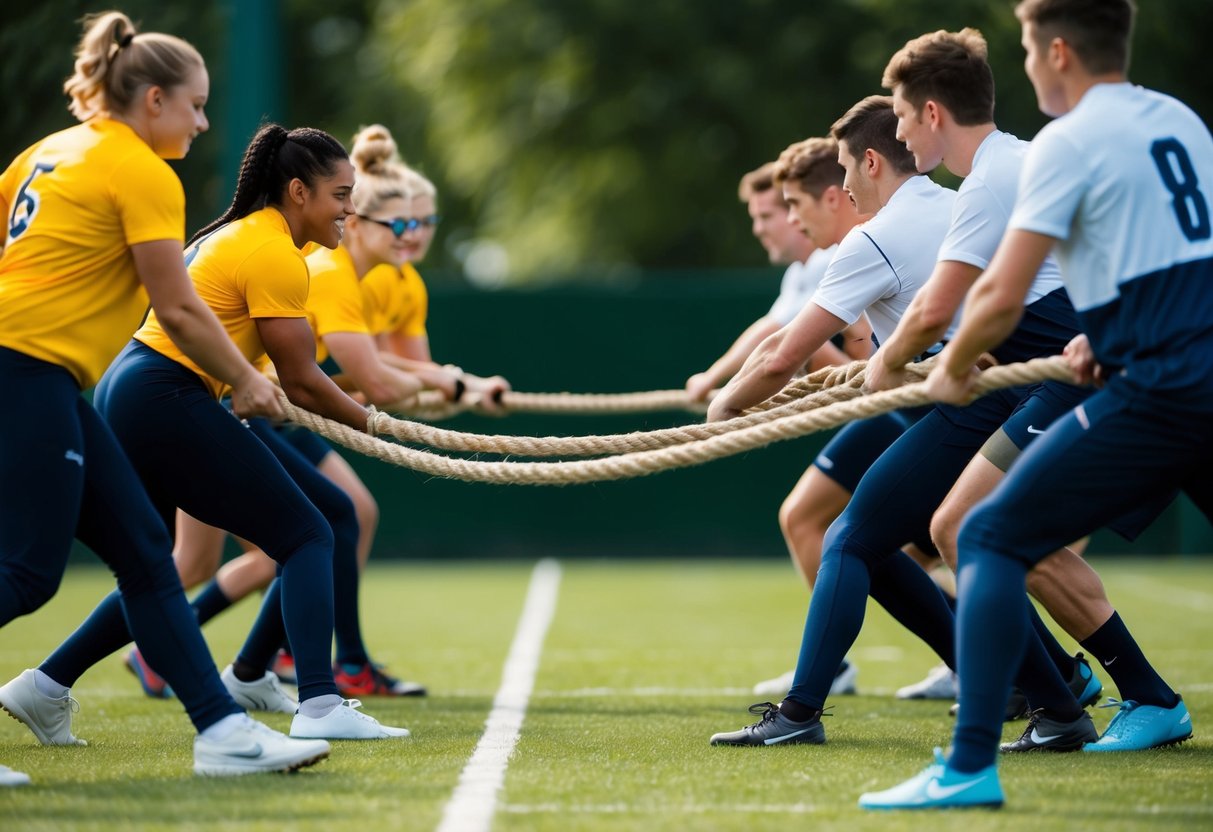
[709,702,826,747]
[1000,708,1098,752]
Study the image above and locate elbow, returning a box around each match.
[761,350,800,379]
[153,304,193,338]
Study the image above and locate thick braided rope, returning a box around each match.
[391,358,905,419]
[367,376,869,458]
[281,356,1073,485]
[400,387,704,416]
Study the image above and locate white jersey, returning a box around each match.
[768,245,836,326]
[938,130,1064,305]
[1010,83,1213,398]
[811,174,956,346]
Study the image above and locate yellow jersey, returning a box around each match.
[304,244,371,364]
[136,206,309,398]
[0,118,185,387]
[361,262,428,339]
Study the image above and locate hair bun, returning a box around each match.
[350,124,400,175]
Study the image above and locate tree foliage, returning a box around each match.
[3,1,1209,283]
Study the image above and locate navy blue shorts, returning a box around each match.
[813,407,927,493]
[961,381,1213,566]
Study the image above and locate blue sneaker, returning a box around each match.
[859,748,1004,810]
[1070,653,1102,708]
[1083,696,1193,752]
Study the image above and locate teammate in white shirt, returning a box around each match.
[862,0,1208,810]
[707,98,965,737]
[866,27,1175,738]
[685,162,859,404]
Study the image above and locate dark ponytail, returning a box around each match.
[190,123,348,244]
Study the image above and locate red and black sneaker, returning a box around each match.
[334,662,426,697]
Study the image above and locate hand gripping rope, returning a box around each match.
[278,356,1076,486]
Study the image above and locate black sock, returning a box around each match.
[1027,603,1076,678]
[1081,612,1178,707]
[190,580,233,626]
[232,659,264,683]
[777,698,818,722]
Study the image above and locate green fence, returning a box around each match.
[340,274,1212,560]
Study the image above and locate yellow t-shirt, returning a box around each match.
[304,244,371,364]
[361,262,428,339]
[0,118,185,387]
[136,206,308,398]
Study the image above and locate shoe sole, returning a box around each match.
[1,699,57,746]
[863,799,1004,810]
[1084,731,1194,752]
[1001,739,1089,753]
[194,749,330,776]
[710,732,826,747]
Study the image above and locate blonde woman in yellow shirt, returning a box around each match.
[18,122,410,744]
[0,12,329,783]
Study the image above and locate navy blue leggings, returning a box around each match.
[0,347,239,731]
[91,341,339,701]
[786,385,1081,711]
[950,385,1213,771]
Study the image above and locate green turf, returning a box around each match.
[0,558,1210,831]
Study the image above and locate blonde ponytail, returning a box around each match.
[63,10,204,122]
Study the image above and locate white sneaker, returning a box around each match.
[830,660,859,695]
[895,664,958,700]
[751,660,858,698]
[752,669,795,698]
[0,764,31,787]
[221,665,298,714]
[290,699,411,740]
[0,669,87,746]
[194,716,330,776]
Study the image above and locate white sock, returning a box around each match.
[297,694,343,718]
[198,712,252,742]
[32,669,69,700]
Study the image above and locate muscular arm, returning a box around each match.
[380,330,432,363]
[707,301,847,421]
[132,240,282,419]
[323,330,424,407]
[256,316,369,429]
[866,260,981,391]
[687,316,782,401]
[926,230,1056,403]
[840,316,874,361]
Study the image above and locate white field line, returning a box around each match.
[436,559,562,832]
[499,802,821,815]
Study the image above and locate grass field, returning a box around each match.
[1,557,1210,831]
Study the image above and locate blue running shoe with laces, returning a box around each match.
[859,748,1004,810]
[1083,696,1193,752]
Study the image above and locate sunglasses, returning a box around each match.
[357,214,442,236]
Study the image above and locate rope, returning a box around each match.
[398,387,707,417]
[280,356,1075,486]
[367,367,871,458]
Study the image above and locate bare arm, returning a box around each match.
[865,260,981,392]
[132,240,282,419]
[323,331,425,407]
[925,230,1056,404]
[380,330,432,363]
[839,315,874,361]
[707,301,847,422]
[256,316,369,430]
[686,316,782,401]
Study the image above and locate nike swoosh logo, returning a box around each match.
[1103,657,1117,666]
[221,741,264,759]
[1030,729,1062,743]
[764,728,813,745]
[924,776,986,800]
[1026,425,1046,434]
[1181,713,1191,724]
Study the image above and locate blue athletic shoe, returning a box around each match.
[1070,652,1103,708]
[859,748,1004,810]
[1083,696,1193,752]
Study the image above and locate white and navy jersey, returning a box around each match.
[768,245,836,326]
[1011,83,1213,398]
[942,130,1079,365]
[811,174,956,346]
